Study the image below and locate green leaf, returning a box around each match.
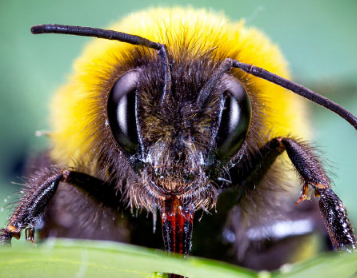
[0,239,356,278]
[0,239,254,278]
[272,250,357,278]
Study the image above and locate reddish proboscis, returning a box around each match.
[161,196,194,278]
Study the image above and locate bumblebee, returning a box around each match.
[0,7,356,274]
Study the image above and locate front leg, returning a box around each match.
[281,138,355,250]
[230,137,356,250]
[0,167,120,246]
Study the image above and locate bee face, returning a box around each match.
[106,49,252,211]
[1,8,356,276]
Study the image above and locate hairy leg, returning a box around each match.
[0,167,120,246]
[228,137,355,250]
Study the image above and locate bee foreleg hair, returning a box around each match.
[0,168,119,246]
[229,137,356,251]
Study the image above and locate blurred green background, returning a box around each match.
[0,0,356,245]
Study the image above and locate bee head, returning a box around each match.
[107,49,252,211]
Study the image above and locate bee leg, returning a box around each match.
[25,227,36,246]
[0,169,65,246]
[318,188,355,251]
[0,168,119,246]
[218,137,293,219]
[225,136,286,204]
[231,137,356,250]
[280,137,356,250]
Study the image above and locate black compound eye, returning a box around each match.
[216,79,252,160]
[107,71,140,154]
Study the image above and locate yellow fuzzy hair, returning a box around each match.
[49,7,309,168]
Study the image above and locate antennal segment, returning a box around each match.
[31,24,161,50]
[158,45,172,107]
[195,59,232,108]
[31,24,172,108]
[226,58,357,130]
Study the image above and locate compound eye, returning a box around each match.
[107,71,139,154]
[216,79,252,160]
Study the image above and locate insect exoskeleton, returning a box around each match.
[0,8,355,276]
